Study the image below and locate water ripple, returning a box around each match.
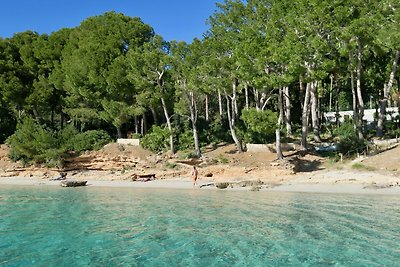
[0,186,399,266]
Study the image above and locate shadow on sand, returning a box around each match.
[288,151,324,173]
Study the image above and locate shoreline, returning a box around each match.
[1,175,400,195]
[1,142,399,196]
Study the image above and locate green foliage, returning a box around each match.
[241,108,278,144]
[165,162,177,169]
[204,119,231,145]
[6,117,61,166]
[178,151,198,160]
[0,106,16,143]
[61,12,154,131]
[99,99,136,134]
[338,91,351,111]
[74,130,111,151]
[176,128,194,151]
[217,154,229,164]
[351,163,376,171]
[333,120,354,138]
[6,118,111,167]
[334,122,366,155]
[140,125,170,153]
[61,126,111,152]
[384,116,400,138]
[1,3,400,153]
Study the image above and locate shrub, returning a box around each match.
[6,117,61,165]
[165,162,177,169]
[384,117,400,138]
[241,108,278,144]
[352,163,375,171]
[140,125,170,153]
[334,122,366,155]
[176,127,194,151]
[66,130,111,152]
[58,125,80,150]
[6,117,111,167]
[178,151,197,160]
[59,125,111,154]
[204,118,231,145]
[217,154,229,164]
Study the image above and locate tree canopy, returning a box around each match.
[1,2,399,164]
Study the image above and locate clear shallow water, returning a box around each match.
[0,186,399,267]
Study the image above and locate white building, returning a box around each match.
[324,107,399,123]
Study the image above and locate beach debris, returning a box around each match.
[238,180,264,187]
[131,173,156,182]
[315,144,338,152]
[250,186,261,191]
[0,170,19,177]
[60,180,87,187]
[215,182,230,189]
[363,181,400,190]
[199,183,215,188]
[244,168,254,173]
[214,180,265,189]
[50,172,67,181]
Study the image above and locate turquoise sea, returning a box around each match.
[0,186,399,266]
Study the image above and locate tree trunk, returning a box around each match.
[260,91,268,111]
[116,126,122,138]
[161,97,175,154]
[225,90,243,153]
[192,125,201,157]
[329,75,333,112]
[310,81,322,142]
[245,83,249,110]
[140,116,144,135]
[350,51,358,132]
[150,107,158,125]
[334,74,340,126]
[188,91,201,158]
[301,83,311,150]
[283,86,292,137]
[205,94,209,122]
[232,78,239,118]
[318,81,322,121]
[218,89,223,121]
[299,76,304,110]
[356,43,364,140]
[275,87,284,160]
[254,88,260,110]
[134,116,139,134]
[377,48,400,137]
[141,114,148,135]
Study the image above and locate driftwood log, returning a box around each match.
[60,180,87,187]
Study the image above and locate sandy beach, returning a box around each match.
[1,170,400,195]
[1,143,400,195]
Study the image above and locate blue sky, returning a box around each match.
[0,0,221,42]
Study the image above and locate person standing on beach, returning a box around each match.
[191,166,198,188]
